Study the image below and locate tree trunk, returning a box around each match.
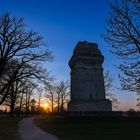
[52,100,53,112]
[18,92,24,116]
[61,100,64,112]
[57,97,60,112]
[10,100,15,116]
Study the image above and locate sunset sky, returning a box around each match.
[0,0,137,111]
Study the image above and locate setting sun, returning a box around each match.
[42,103,49,110]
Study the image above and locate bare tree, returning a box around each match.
[3,78,37,115]
[37,88,43,112]
[0,58,51,105]
[0,13,52,76]
[104,71,119,110]
[104,0,140,92]
[57,81,70,112]
[0,13,53,105]
[136,79,140,110]
[30,98,36,112]
[56,87,61,112]
[18,80,38,115]
[45,85,56,112]
[18,86,25,115]
[4,81,21,116]
[24,82,36,113]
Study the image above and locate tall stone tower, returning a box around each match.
[68,41,112,111]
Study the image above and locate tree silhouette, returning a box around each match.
[104,0,140,93]
[56,81,70,112]
[0,13,53,106]
[104,71,119,110]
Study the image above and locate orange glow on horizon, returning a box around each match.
[41,103,49,111]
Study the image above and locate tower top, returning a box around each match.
[74,41,99,53]
[69,41,104,68]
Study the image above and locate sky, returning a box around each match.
[0,0,137,111]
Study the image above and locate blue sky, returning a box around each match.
[0,0,137,110]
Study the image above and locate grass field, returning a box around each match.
[0,116,21,140]
[34,115,140,140]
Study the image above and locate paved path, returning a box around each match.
[19,117,58,140]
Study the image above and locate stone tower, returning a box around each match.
[68,41,112,111]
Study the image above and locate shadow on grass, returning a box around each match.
[0,116,21,140]
[34,115,140,140]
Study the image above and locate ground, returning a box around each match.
[34,115,140,140]
[19,117,58,140]
[0,116,21,140]
[1,115,140,140]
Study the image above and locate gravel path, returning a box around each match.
[19,117,58,140]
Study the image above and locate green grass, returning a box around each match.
[0,116,21,140]
[34,115,140,140]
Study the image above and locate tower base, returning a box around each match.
[68,99,112,112]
